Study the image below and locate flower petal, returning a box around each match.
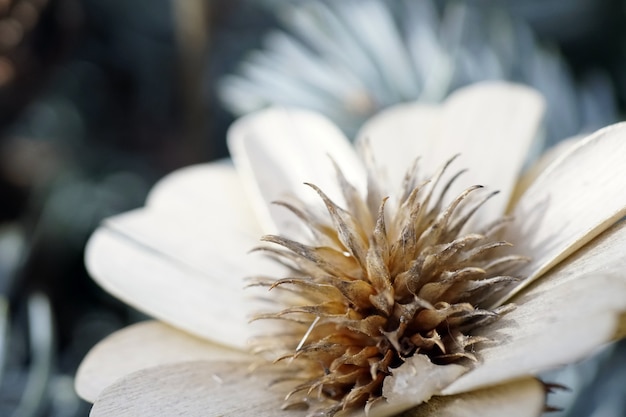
[89,360,544,417]
[405,378,545,417]
[445,220,626,395]
[432,82,545,224]
[355,103,442,195]
[75,321,247,403]
[381,355,466,408]
[508,136,581,210]
[89,361,298,417]
[145,161,260,235]
[357,82,544,226]
[499,122,626,304]
[86,214,279,349]
[86,163,284,349]
[227,107,366,236]
[449,310,617,397]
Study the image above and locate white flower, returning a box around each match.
[76,82,626,417]
[219,0,617,143]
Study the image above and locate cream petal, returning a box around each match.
[86,205,283,350]
[89,360,297,417]
[354,83,544,216]
[445,220,626,395]
[76,321,248,403]
[355,103,442,195]
[86,161,285,349]
[429,82,545,226]
[376,355,466,415]
[227,107,366,237]
[90,360,544,417]
[405,378,545,417]
[145,161,261,235]
[447,311,617,397]
[499,122,626,304]
[508,136,582,211]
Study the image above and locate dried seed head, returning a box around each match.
[250,156,526,416]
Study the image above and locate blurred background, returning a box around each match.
[0,0,625,416]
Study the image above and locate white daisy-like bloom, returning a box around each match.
[219,0,617,143]
[76,82,626,416]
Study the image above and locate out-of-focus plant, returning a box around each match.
[219,0,617,146]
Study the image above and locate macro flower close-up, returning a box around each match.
[75,82,626,416]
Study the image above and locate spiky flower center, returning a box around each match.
[250,157,527,416]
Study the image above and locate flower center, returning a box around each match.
[250,157,527,415]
